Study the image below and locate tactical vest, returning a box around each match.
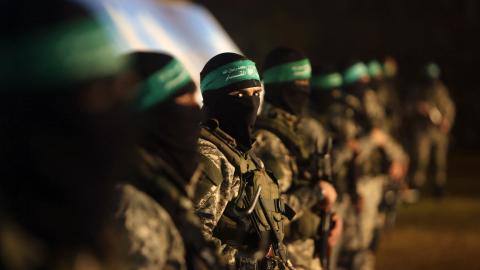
[255,105,312,184]
[199,121,293,261]
[343,95,385,177]
[136,149,223,270]
[255,106,321,240]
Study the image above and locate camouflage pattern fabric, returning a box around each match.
[253,104,326,270]
[116,184,187,270]
[194,138,241,266]
[408,80,455,189]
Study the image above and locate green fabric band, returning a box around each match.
[263,58,311,84]
[367,60,383,77]
[425,63,441,79]
[343,62,369,85]
[135,59,192,110]
[1,18,126,87]
[200,59,260,92]
[311,72,343,90]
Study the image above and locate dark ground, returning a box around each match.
[376,151,480,270]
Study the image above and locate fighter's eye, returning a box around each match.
[236,93,244,98]
[253,92,260,97]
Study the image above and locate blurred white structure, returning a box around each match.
[77,0,241,101]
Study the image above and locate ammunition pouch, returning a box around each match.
[200,121,290,256]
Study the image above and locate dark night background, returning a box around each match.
[196,0,480,151]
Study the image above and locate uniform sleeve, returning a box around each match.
[193,139,240,266]
[435,82,456,126]
[297,116,328,152]
[356,133,407,164]
[253,129,295,193]
[115,184,187,270]
[381,134,408,163]
[364,90,387,129]
[253,130,324,217]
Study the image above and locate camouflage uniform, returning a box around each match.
[409,80,455,191]
[308,92,358,270]
[339,91,407,270]
[254,103,328,270]
[116,184,187,270]
[115,148,222,270]
[194,137,241,265]
[193,121,292,269]
[0,208,129,270]
[375,81,402,135]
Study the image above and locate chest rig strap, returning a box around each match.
[255,107,310,161]
[200,120,288,257]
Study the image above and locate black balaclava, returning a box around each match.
[419,62,441,84]
[342,60,371,99]
[0,1,132,256]
[128,52,201,182]
[310,65,343,115]
[367,60,384,91]
[263,47,311,116]
[201,53,261,151]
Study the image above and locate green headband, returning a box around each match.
[311,72,343,90]
[200,59,260,92]
[263,58,312,84]
[343,62,369,85]
[425,63,441,79]
[367,61,383,77]
[1,18,126,87]
[135,59,192,110]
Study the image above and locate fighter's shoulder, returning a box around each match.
[253,129,288,156]
[434,80,450,94]
[117,184,174,225]
[297,116,327,137]
[255,128,281,141]
[344,94,362,110]
[198,138,235,184]
[116,184,185,266]
[298,115,326,132]
[198,138,229,165]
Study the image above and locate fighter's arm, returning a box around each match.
[115,184,187,270]
[193,139,240,266]
[436,82,456,129]
[253,129,295,193]
[253,129,332,215]
[364,90,387,129]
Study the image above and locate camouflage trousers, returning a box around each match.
[337,176,386,270]
[412,128,449,189]
[286,238,322,270]
[329,196,351,270]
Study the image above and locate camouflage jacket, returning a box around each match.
[115,148,223,270]
[116,184,187,270]
[375,80,402,133]
[320,90,408,180]
[193,136,242,266]
[308,98,358,199]
[193,121,293,269]
[254,103,326,215]
[408,80,456,131]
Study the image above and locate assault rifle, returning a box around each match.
[313,137,334,270]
